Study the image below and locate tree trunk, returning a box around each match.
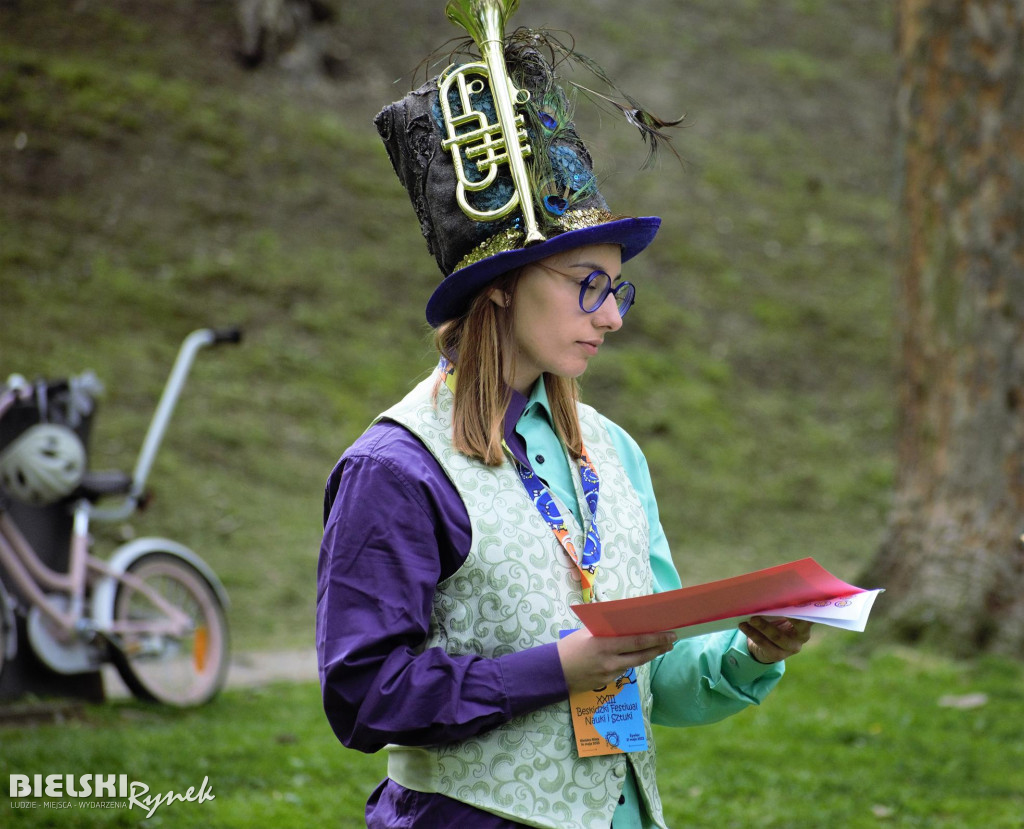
[863,0,1024,657]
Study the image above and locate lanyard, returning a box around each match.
[506,441,602,603]
[439,358,602,603]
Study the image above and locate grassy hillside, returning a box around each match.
[0,0,896,652]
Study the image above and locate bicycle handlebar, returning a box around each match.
[210,327,243,346]
[91,327,243,522]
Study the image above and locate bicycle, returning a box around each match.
[0,327,241,706]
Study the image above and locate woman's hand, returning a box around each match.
[557,628,677,694]
[740,616,813,664]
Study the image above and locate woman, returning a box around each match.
[316,15,812,829]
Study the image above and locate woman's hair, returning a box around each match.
[433,270,583,466]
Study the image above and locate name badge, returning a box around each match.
[560,629,649,757]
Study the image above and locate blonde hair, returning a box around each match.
[433,272,583,467]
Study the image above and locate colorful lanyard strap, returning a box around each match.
[507,443,602,603]
[439,358,602,603]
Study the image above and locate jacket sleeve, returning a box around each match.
[650,629,784,726]
[316,426,567,754]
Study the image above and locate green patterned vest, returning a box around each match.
[378,372,667,829]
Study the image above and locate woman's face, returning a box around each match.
[496,243,626,394]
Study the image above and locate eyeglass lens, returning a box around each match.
[579,272,635,317]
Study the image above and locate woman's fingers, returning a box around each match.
[740,616,814,664]
[557,628,677,693]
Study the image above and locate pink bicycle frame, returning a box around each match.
[0,511,192,641]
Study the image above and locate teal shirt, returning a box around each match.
[515,381,784,829]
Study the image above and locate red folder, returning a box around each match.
[571,557,866,637]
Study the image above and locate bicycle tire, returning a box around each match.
[111,552,229,706]
[0,586,9,685]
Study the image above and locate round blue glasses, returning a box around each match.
[579,271,636,317]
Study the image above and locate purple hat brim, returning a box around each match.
[425,216,662,327]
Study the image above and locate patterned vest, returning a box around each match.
[378,372,667,829]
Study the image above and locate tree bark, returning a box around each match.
[863,0,1024,656]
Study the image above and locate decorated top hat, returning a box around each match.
[374,0,671,327]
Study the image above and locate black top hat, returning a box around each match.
[375,15,664,327]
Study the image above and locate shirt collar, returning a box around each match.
[440,357,553,461]
[523,376,554,422]
[503,378,554,463]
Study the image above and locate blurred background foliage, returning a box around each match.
[1,0,896,653]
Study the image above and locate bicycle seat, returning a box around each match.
[78,470,133,500]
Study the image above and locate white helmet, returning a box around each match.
[0,424,87,506]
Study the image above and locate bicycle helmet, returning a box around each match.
[0,423,87,505]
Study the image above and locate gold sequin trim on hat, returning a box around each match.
[451,209,617,273]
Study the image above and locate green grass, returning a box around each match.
[1,637,1021,827]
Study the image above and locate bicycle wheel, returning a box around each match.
[111,553,229,706]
